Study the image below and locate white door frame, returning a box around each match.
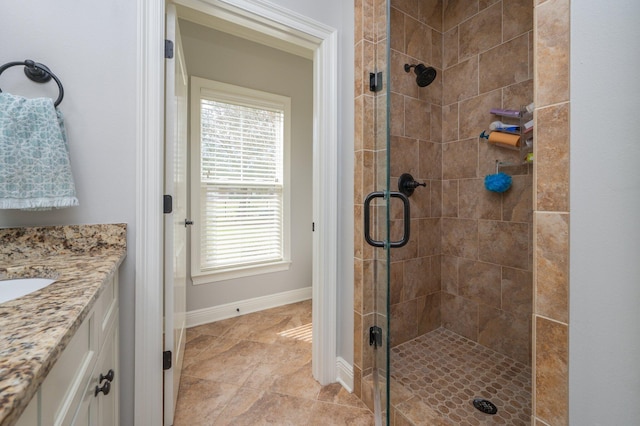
[135,0,338,423]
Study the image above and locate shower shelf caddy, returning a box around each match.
[481,107,534,161]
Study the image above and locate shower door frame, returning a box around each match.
[364,1,401,422]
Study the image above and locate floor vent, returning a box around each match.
[472,398,498,415]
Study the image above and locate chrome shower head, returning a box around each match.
[404,63,437,87]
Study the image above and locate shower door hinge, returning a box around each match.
[165,39,174,59]
[163,350,172,370]
[369,72,383,92]
[163,195,172,214]
[369,326,382,349]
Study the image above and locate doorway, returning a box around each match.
[135,0,340,423]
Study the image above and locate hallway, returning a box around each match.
[174,300,374,425]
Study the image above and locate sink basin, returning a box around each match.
[0,278,56,304]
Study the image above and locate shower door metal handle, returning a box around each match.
[363,191,411,248]
[388,192,411,248]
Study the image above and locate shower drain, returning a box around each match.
[473,398,498,415]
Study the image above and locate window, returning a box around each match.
[191,77,291,283]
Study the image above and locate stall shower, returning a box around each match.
[355,1,535,425]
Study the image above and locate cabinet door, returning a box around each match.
[15,393,38,426]
[69,394,96,426]
[69,277,119,426]
[41,311,97,426]
[71,318,118,426]
[95,275,118,351]
[96,318,119,426]
[15,271,120,426]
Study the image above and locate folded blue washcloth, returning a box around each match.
[0,92,79,210]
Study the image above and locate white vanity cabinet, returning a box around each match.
[15,273,119,426]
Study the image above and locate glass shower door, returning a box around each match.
[362,1,409,422]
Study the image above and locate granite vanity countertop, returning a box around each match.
[0,224,126,426]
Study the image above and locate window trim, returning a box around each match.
[190,76,291,284]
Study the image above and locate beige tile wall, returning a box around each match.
[353,0,383,402]
[440,0,533,366]
[387,0,444,354]
[533,0,570,423]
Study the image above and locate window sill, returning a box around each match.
[192,260,292,285]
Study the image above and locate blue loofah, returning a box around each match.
[484,172,512,193]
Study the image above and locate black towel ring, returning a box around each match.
[0,59,64,107]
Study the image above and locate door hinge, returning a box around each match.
[163,195,172,214]
[312,222,315,232]
[369,326,382,349]
[165,39,174,59]
[163,350,172,370]
[369,72,383,92]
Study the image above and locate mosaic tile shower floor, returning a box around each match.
[391,327,532,425]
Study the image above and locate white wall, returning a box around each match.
[0,0,137,423]
[1,1,354,422]
[570,1,640,423]
[221,0,355,365]
[180,20,313,310]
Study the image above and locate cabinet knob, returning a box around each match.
[100,369,115,383]
[95,380,111,397]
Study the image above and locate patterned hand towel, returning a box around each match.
[0,92,79,210]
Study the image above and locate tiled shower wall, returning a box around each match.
[354,0,570,422]
[353,0,380,400]
[533,0,570,424]
[386,0,444,348]
[388,0,536,366]
[439,0,533,366]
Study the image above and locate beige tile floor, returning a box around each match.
[173,300,375,425]
[174,301,531,426]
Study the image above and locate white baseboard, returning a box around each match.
[186,286,312,328]
[336,356,354,392]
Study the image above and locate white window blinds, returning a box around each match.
[199,98,285,272]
